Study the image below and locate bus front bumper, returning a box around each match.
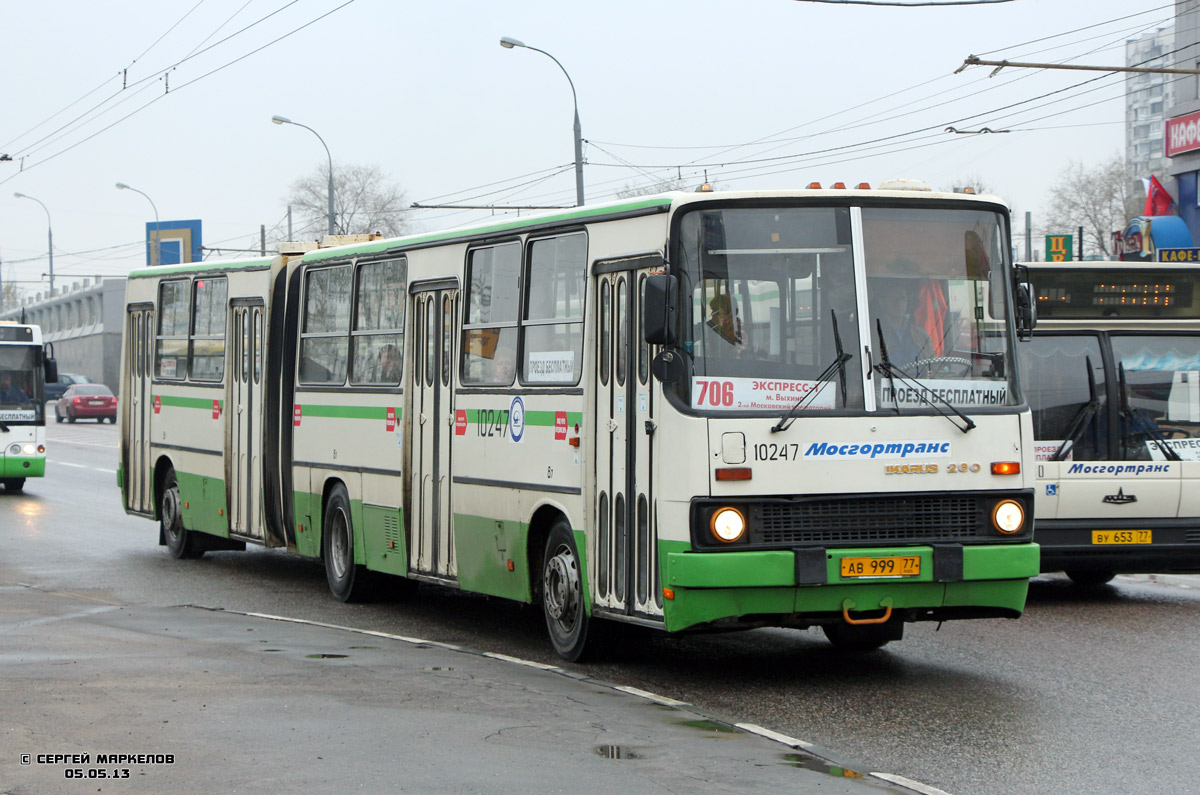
[661,543,1038,632]
[1,455,46,479]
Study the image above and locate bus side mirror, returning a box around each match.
[643,272,679,346]
[1012,264,1036,339]
[42,343,58,384]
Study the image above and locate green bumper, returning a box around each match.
[661,543,1039,632]
[1,455,46,479]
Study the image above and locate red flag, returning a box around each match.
[1144,175,1175,216]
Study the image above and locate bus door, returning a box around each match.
[594,264,661,619]
[409,285,458,578]
[228,302,266,541]
[125,304,154,514]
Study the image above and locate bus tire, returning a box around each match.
[822,619,902,652]
[1066,570,1116,587]
[3,478,26,492]
[161,467,204,559]
[542,521,592,662]
[323,483,373,603]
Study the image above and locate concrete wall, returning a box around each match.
[0,278,127,389]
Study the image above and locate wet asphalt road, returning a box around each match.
[4,418,1200,794]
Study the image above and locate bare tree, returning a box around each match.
[284,162,412,240]
[1044,155,1141,259]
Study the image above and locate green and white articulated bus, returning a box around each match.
[1019,261,1200,585]
[0,322,56,492]
[119,185,1039,659]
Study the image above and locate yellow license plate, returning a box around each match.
[839,556,921,578]
[1092,530,1152,545]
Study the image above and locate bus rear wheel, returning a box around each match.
[323,483,373,602]
[3,478,26,492]
[542,521,592,662]
[161,467,204,559]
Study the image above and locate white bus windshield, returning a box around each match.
[0,348,39,417]
[674,204,1018,413]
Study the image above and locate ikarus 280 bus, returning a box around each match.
[119,184,1039,660]
[0,322,57,492]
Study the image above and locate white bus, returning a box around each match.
[1020,261,1200,585]
[119,186,1039,659]
[0,322,57,492]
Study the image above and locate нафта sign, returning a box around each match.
[1166,110,1200,157]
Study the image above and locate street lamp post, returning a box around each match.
[272,115,336,235]
[116,183,161,267]
[499,36,585,207]
[13,192,53,295]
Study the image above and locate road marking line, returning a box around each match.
[735,722,815,749]
[871,772,954,795]
[57,462,89,469]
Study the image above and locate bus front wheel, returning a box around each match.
[1066,570,1116,587]
[323,484,373,602]
[542,521,592,662]
[2,478,26,492]
[161,467,204,559]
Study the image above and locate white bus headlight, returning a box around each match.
[992,500,1025,534]
[8,443,22,456]
[710,507,747,543]
[21,443,36,456]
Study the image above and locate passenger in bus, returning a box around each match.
[0,372,30,403]
[378,344,401,382]
[697,292,748,360]
[870,279,933,366]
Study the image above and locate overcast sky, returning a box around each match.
[0,0,1174,297]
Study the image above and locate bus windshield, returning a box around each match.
[675,204,1017,413]
[1110,334,1200,461]
[0,347,40,420]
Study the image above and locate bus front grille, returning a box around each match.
[752,495,988,546]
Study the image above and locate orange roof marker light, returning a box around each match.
[857,182,871,189]
[807,181,822,189]
[831,182,846,189]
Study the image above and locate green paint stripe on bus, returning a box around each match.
[303,197,673,263]
[157,395,224,410]
[461,409,581,426]
[299,404,403,420]
[128,257,273,279]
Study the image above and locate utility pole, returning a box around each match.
[1025,212,1032,262]
[1078,226,1084,261]
[261,225,266,256]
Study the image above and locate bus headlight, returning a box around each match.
[710,507,747,543]
[8,443,22,456]
[992,499,1025,534]
[21,443,36,456]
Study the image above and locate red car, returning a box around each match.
[56,384,117,423]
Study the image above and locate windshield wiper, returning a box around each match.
[1052,355,1101,461]
[874,318,975,434]
[771,310,851,434]
[1118,362,1179,461]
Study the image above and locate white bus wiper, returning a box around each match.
[771,310,851,434]
[1118,362,1180,461]
[874,318,975,434]
[1051,355,1100,461]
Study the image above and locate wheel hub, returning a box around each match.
[544,547,579,622]
[161,487,180,533]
